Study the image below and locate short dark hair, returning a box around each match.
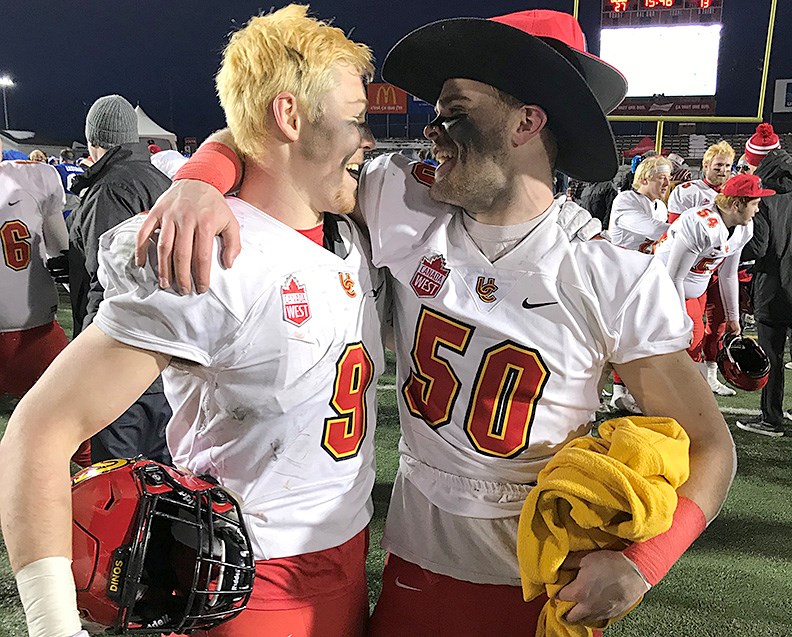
[60,148,75,161]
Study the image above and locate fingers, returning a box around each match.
[192,222,218,294]
[559,550,592,570]
[156,219,176,290]
[556,550,648,626]
[219,216,242,270]
[135,212,163,267]
[171,222,198,295]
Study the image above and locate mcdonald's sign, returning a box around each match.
[367,83,408,114]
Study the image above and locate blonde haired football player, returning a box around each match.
[607,154,674,413]
[0,6,382,637]
[608,154,672,253]
[217,4,373,159]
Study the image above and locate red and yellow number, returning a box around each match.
[411,163,436,187]
[1,220,32,270]
[638,239,657,254]
[322,343,374,460]
[692,257,718,274]
[404,307,550,458]
[403,308,474,428]
[464,342,549,458]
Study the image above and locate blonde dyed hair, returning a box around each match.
[633,155,672,189]
[703,141,735,167]
[216,4,373,159]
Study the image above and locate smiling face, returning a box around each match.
[299,64,373,214]
[423,79,520,213]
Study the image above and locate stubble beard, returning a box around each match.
[429,152,510,214]
[332,186,357,215]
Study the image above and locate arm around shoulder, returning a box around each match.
[136,129,244,294]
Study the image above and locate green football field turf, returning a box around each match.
[0,299,790,636]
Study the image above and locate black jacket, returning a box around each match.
[578,181,618,226]
[68,143,170,336]
[742,148,792,324]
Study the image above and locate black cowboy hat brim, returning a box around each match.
[382,18,622,182]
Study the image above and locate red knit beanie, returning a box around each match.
[745,123,780,166]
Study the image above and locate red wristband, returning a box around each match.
[174,141,241,194]
[622,496,706,587]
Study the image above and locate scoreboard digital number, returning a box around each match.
[602,0,722,26]
[606,0,718,9]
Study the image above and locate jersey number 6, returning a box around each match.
[403,307,550,458]
[1,219,32,271]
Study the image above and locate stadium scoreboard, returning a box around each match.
[602,0,723,26]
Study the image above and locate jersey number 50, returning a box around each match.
[403,307,550,458]
[1,220,32,271]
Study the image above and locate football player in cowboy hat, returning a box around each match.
[132,9,736,636]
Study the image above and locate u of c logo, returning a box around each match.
[475,276,498,303]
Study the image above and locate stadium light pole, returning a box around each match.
[0,76,14,130]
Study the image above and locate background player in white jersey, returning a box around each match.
[667,141,734,222]
[608,155,671,252]
[0,150,70,398]
[136,10,737,636]
[655,174,773,378]
[607,155,672,412]
[0,7,383,637]
[667,141,738,395]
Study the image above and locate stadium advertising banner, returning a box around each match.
[611,96,717,116]
[367,83,408,114]
[773,80,792,113]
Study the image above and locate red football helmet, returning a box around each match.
[71,458,255,633]
[717,333,770,392]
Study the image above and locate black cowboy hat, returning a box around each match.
[382,10,628,182]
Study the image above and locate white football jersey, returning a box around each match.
[654,204,753,300]
[94,198,385,560]
[608,189,669,252]
[667,179,717,217]
[0,161,66,331]
[358,154,691,583]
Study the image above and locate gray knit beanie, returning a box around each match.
[85,95,138,148]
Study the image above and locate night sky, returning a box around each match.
[0,0,788,145]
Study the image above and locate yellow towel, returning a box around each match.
[517,416,691,637]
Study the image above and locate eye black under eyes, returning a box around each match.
[429,114,466,131]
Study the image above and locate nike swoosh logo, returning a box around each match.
[522,300,558,310]
[8,200,20,206]
[394,577,422,592]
